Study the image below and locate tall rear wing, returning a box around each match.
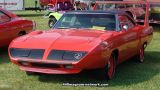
[95,0,149,26]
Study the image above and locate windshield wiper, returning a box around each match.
[56,27,70,29]
[56,27,92,30]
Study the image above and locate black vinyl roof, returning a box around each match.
[65,10,127,15]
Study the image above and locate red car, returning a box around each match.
[9,1,153,80]
[0,8,36,47]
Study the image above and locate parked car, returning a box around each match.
[32,0,71,27]
[0,8,36,47]
[96,0,145,19]
[47,11,64,28]
[9,7,153,80]
[148,2,160,24]
[135,2,160,25]
[47,0,87,28]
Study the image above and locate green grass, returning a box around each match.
[13,11,50,30]
[0,10,160,90]
[24,0,40,8]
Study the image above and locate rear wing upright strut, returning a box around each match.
[95,0,149,26]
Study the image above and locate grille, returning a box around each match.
[19,61,60,68]
[31,63,60,68]
[10,48,45,59]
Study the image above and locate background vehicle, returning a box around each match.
[139,2,160,25]
[149,2,160,24]
[124,0,160,25]
[45,0,74,28]
[0,8,36,47]
[47,0,125,28]
[40,0,73,8]
[96,0,145,19]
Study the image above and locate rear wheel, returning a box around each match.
[137,45,145,63]
[48,17,57,28]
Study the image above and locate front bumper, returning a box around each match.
[11,59,82,74]
[20,66,81,74]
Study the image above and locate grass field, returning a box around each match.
[0,1,160,89]
[24,0,40,8]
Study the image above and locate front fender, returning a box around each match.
[74,44,111,69]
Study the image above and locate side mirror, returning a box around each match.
[122,25,129,30]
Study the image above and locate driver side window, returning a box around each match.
[0,11,10,24]
[118,15,135,30]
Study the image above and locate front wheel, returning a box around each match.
[48,17,57,28]
[100,53,117,80]
[26,71,34,75]
[25,71,38,76]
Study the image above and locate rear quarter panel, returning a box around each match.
[140,26,153,46]
[11,18,34,35]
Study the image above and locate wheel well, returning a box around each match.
[143,42,148,49]
[144,42,147,45]
[49,15,55,19]
[18,31,26,36]
[112,49,119,61]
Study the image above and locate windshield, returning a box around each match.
[53,13,116,30]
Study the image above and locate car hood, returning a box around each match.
[11,29,113,51]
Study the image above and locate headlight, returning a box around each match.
[63,51,86,60]
[47,50,87,61]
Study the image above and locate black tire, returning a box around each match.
[48,17,57,28]
[26,71,36,76]
[18,31,26,36]
[100,53,117,80]
[136,45,145,63]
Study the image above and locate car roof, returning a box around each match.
[65,10,127,15]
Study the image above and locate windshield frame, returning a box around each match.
[52,12,119,31]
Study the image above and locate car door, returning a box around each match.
[118,15,139,62]
[0,11,14,47]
